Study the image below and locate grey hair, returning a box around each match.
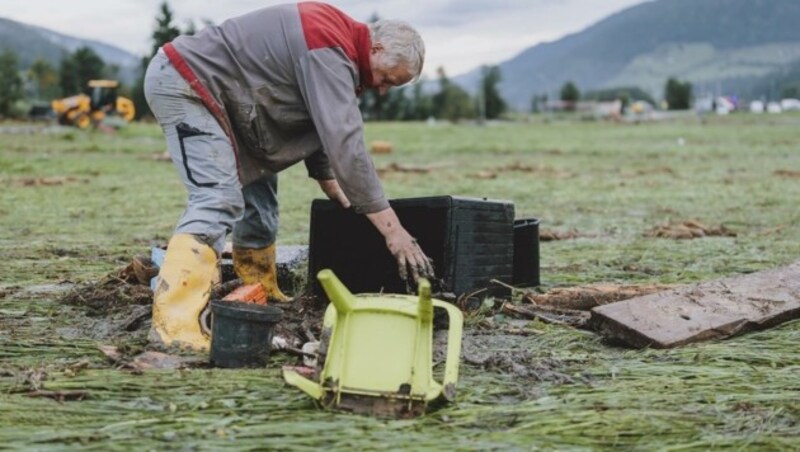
[368,20,425,83]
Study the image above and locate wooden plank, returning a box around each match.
[590,261,800,348]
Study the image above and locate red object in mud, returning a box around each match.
[222,283,268,305]
[282,365,316,379]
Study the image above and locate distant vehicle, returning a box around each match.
[780,98,800,111]
[51,80,135,129]
[715,97,736,115]
[695,96,713,114]
[629,100,653,114]
[767,102,783,114]
[749,101,765,113]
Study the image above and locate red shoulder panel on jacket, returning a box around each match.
[298,2,358,61]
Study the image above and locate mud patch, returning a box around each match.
[7,176,89,187]
[644,219,736,239]
[100,345,206,370]
[56,304,152,342]
[60,276,152,317]
[60,256,156,316]
[539,228,582,241]
[773,169,800,178]
[439,332,590,384]
[468,162,576,181]
[468,170,498,180]
[624,166,675,177]
[7,282,74,299]
[376,162,450,176]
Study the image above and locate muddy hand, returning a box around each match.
[367,207,434,287]
[389,234,434,286]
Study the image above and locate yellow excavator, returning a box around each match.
[51,80,135,129]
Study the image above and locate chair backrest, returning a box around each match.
[318,270,434,397]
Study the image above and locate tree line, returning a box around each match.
[0,3,511,122]
[532,78,693,112]
[358,65,507,122]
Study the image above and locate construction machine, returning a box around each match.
[51,80,135,129]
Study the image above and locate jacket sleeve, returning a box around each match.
[295,48,389,214]
[303,149,334,180]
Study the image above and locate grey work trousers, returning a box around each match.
[143,50,280,255]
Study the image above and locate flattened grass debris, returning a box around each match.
[376,162,439,175]
[524,283,675,310]
[773,169,800,178]
[502,302,590,327]
[539,228,581,241]
[26,390,90,402]
[496,162,576,179]
[61,271,152,316]
[100,345,205,370]
[644,219,737,239]
[10,176,88,187]
[468,170,497,179]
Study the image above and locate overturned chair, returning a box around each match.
[283,269,463,418]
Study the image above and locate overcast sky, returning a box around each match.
[2,0,649,77]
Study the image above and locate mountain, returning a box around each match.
[454,0,800,110]
[0,17,140,84]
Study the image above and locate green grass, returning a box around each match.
[1,115,800,449]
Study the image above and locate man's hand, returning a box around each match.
[317,178,351,208]
[366,207,434,285]
[384,227,434,284]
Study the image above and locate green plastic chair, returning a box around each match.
[283,269,463,418]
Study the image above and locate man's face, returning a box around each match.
[370,46,413,95]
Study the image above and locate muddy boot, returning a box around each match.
[149,234,220,351]
[233,244,289,303]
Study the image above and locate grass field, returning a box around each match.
[1,114,799,449]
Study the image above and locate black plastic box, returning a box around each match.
[513,218,541,287]
[308,196,515,298]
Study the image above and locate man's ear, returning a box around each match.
[371,42,384,55]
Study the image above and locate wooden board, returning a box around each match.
[590,261,800,348]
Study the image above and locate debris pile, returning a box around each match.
[10,176,88,187]
[773,169,800,178]
[644,219,736,239]
[539,228,581,241]
[468,162,576,180]
[60,256,155,317]
[523,283,675,310]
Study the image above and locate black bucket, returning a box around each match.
[209,299,283,368]
[513,218,541,287]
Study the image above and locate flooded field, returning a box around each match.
[2,115,799,448]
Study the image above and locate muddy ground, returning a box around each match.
[45,259,677,374]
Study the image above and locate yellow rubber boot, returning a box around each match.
[149,234,220,350]
[233,244,289,303]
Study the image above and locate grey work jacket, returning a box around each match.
[166,2,388,214]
